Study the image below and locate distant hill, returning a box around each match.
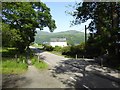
[34,30,86,45]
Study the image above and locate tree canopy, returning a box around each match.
[71,2,120,56]
[2,2,56,52]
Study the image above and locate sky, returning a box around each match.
[38,0,91,33]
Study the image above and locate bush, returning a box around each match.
[53,46,62,52]
[85,45,101,58]
[43,45,54,51]
[61,43,85,58]
[61,46,71,55]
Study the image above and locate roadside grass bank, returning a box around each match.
[2,47,49,74]
[1,47,28,74]
[31,56,48,70]
[2,58,28,74]
[49,51,62,56]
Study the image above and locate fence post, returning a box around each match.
[15,54,17,62]
[38,55,40,63]
[101,58,103,67]
[83,55,84,59]
[76,54,77,60]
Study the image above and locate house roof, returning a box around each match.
[50,38,67,42]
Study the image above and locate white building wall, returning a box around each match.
[50,42,67,47]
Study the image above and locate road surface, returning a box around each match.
[2,46,120,88]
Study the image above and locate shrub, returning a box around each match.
[43,45,54,51]
[53,46,62,52]
[61,46,71,55]
[61,43,85,58]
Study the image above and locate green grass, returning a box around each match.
[31,44,43,48]
[1,47,48,74]
[2,59,28,74]
[31,56,48,69]
[1,47,28,74]
[34,61,48,69]
[50,51,63,56]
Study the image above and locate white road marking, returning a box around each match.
[70,77,76,81]
[83,85,91,90]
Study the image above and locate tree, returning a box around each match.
[2,23,22,47]
[2,2,56,52]
[70,1,120,56]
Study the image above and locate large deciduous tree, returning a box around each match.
[71,1,120,56]
[2,2,56,52]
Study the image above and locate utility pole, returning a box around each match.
[85,25,87,46]
[84,25,87,59]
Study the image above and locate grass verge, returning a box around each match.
[31,56,48,70]
[1,47,28,74]
[2,59,28,74]
[50,51,63,56]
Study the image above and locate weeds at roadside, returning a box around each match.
[2,47,28,74]
[31,56,48,70]
[2,58,28,74]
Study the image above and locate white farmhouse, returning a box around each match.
[50,38,67,47]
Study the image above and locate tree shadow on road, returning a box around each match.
[2,74,32,88]
[31,48,46,60]
[51,59,120,89]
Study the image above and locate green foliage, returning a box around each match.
[61,43,85,58]
[34,61,48,69]
[35,30,85,45]
[61,46,71,56]
[31,56,37,65]
[2,59,28,74]
[43,45,54,51]
[53,46,62,52]
[71,2,120,58]
[117,66,120,71]
[1,47,28,74]
[2,23,22,47]
[2,2,56,52]
[31,43,43,48]
[31,56,48,69]
[2,47,18,58]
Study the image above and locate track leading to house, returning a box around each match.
[2,46,68,88]
[2,46,120,88]
[30,46,66,67]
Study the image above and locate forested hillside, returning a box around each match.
[35,30,87,45]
